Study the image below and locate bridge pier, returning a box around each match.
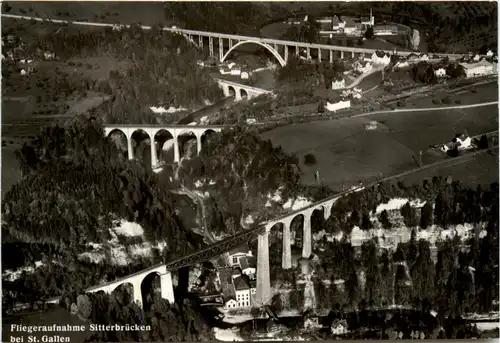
[209,37,214,57]
[173,138,180,163]
[318,48,321,62]
[302,213,312,258]
[282,219,292,269]
[127,137,134,160]
[284,45,288,63]
[340,50,344,59]
[150,140,158,169]
[198,35,203,49]
[256,230,271,305]
[234,87,242,101]
[219,37,224,61]
[329,50,333,63]
[196,135,202,155]
[160,272,175,304]
[306,47,311,60]
[295,46,299,56]
[132,280,143,307]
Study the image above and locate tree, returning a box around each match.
[446,64,467,79]
[410,240,436,307]
[361,212,373,231]
[400,202,418,227]
[420,202,433,229]
[271,293,283,313]
[364,27,374,39]
[378,209,392,230]
[346,268,360,309]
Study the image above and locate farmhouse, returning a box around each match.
[343,18,358,35]
[227,245,253,267]
[460,59,498,78]
[331,77,346,90]
[370,51,391,65]
[374,25,398,36]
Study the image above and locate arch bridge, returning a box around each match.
[215,78,272,101]
[104,124,228,168]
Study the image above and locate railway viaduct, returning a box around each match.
[103,125,227,168]
[47,188,358,308]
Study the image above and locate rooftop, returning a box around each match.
[233,275,251,291]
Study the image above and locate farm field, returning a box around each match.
[261,104,498,190]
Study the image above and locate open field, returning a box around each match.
[261,104,498,189]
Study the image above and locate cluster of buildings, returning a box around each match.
[317,15,367,37]
[196,57,253,80]
[197,245,258,310]
[2,34,57,76]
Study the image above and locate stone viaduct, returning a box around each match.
[46,188,359,309]
[103,125,227,168]
[215,78,272,101]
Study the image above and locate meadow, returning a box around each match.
[261,104,498,189]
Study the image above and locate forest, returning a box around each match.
[3,21,223,124]
[265,177,499,331]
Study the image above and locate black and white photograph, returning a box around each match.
[1,1,499,342]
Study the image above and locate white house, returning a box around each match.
[370,51,390,65]
[240,71,250,79]
[460,59,497,78]
[435,67,447,77]
[331,15,345,31]
[331,319,348,335]
[304,316,322,330]
[326,100,351,112]
[219,67,232,75]
[228,245,253,267]
[441,133,472,153]
[331,78,346,90]
[233,276,251,307]
[224,298,238,309]
[44,51,55,60]
[487,50,494,57]
[230,68,241,76]
[343,18,358,35]
[354,60,374,73]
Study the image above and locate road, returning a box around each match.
[352,100,499,118]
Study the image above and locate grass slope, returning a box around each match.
[261,105,498,189]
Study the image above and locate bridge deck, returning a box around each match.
[2,14,474,60]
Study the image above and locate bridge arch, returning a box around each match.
[107,129,129,159]
[240,88,248,99]
[154,129,175,166]
[131,129,152,167]
[221,40,286,67]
